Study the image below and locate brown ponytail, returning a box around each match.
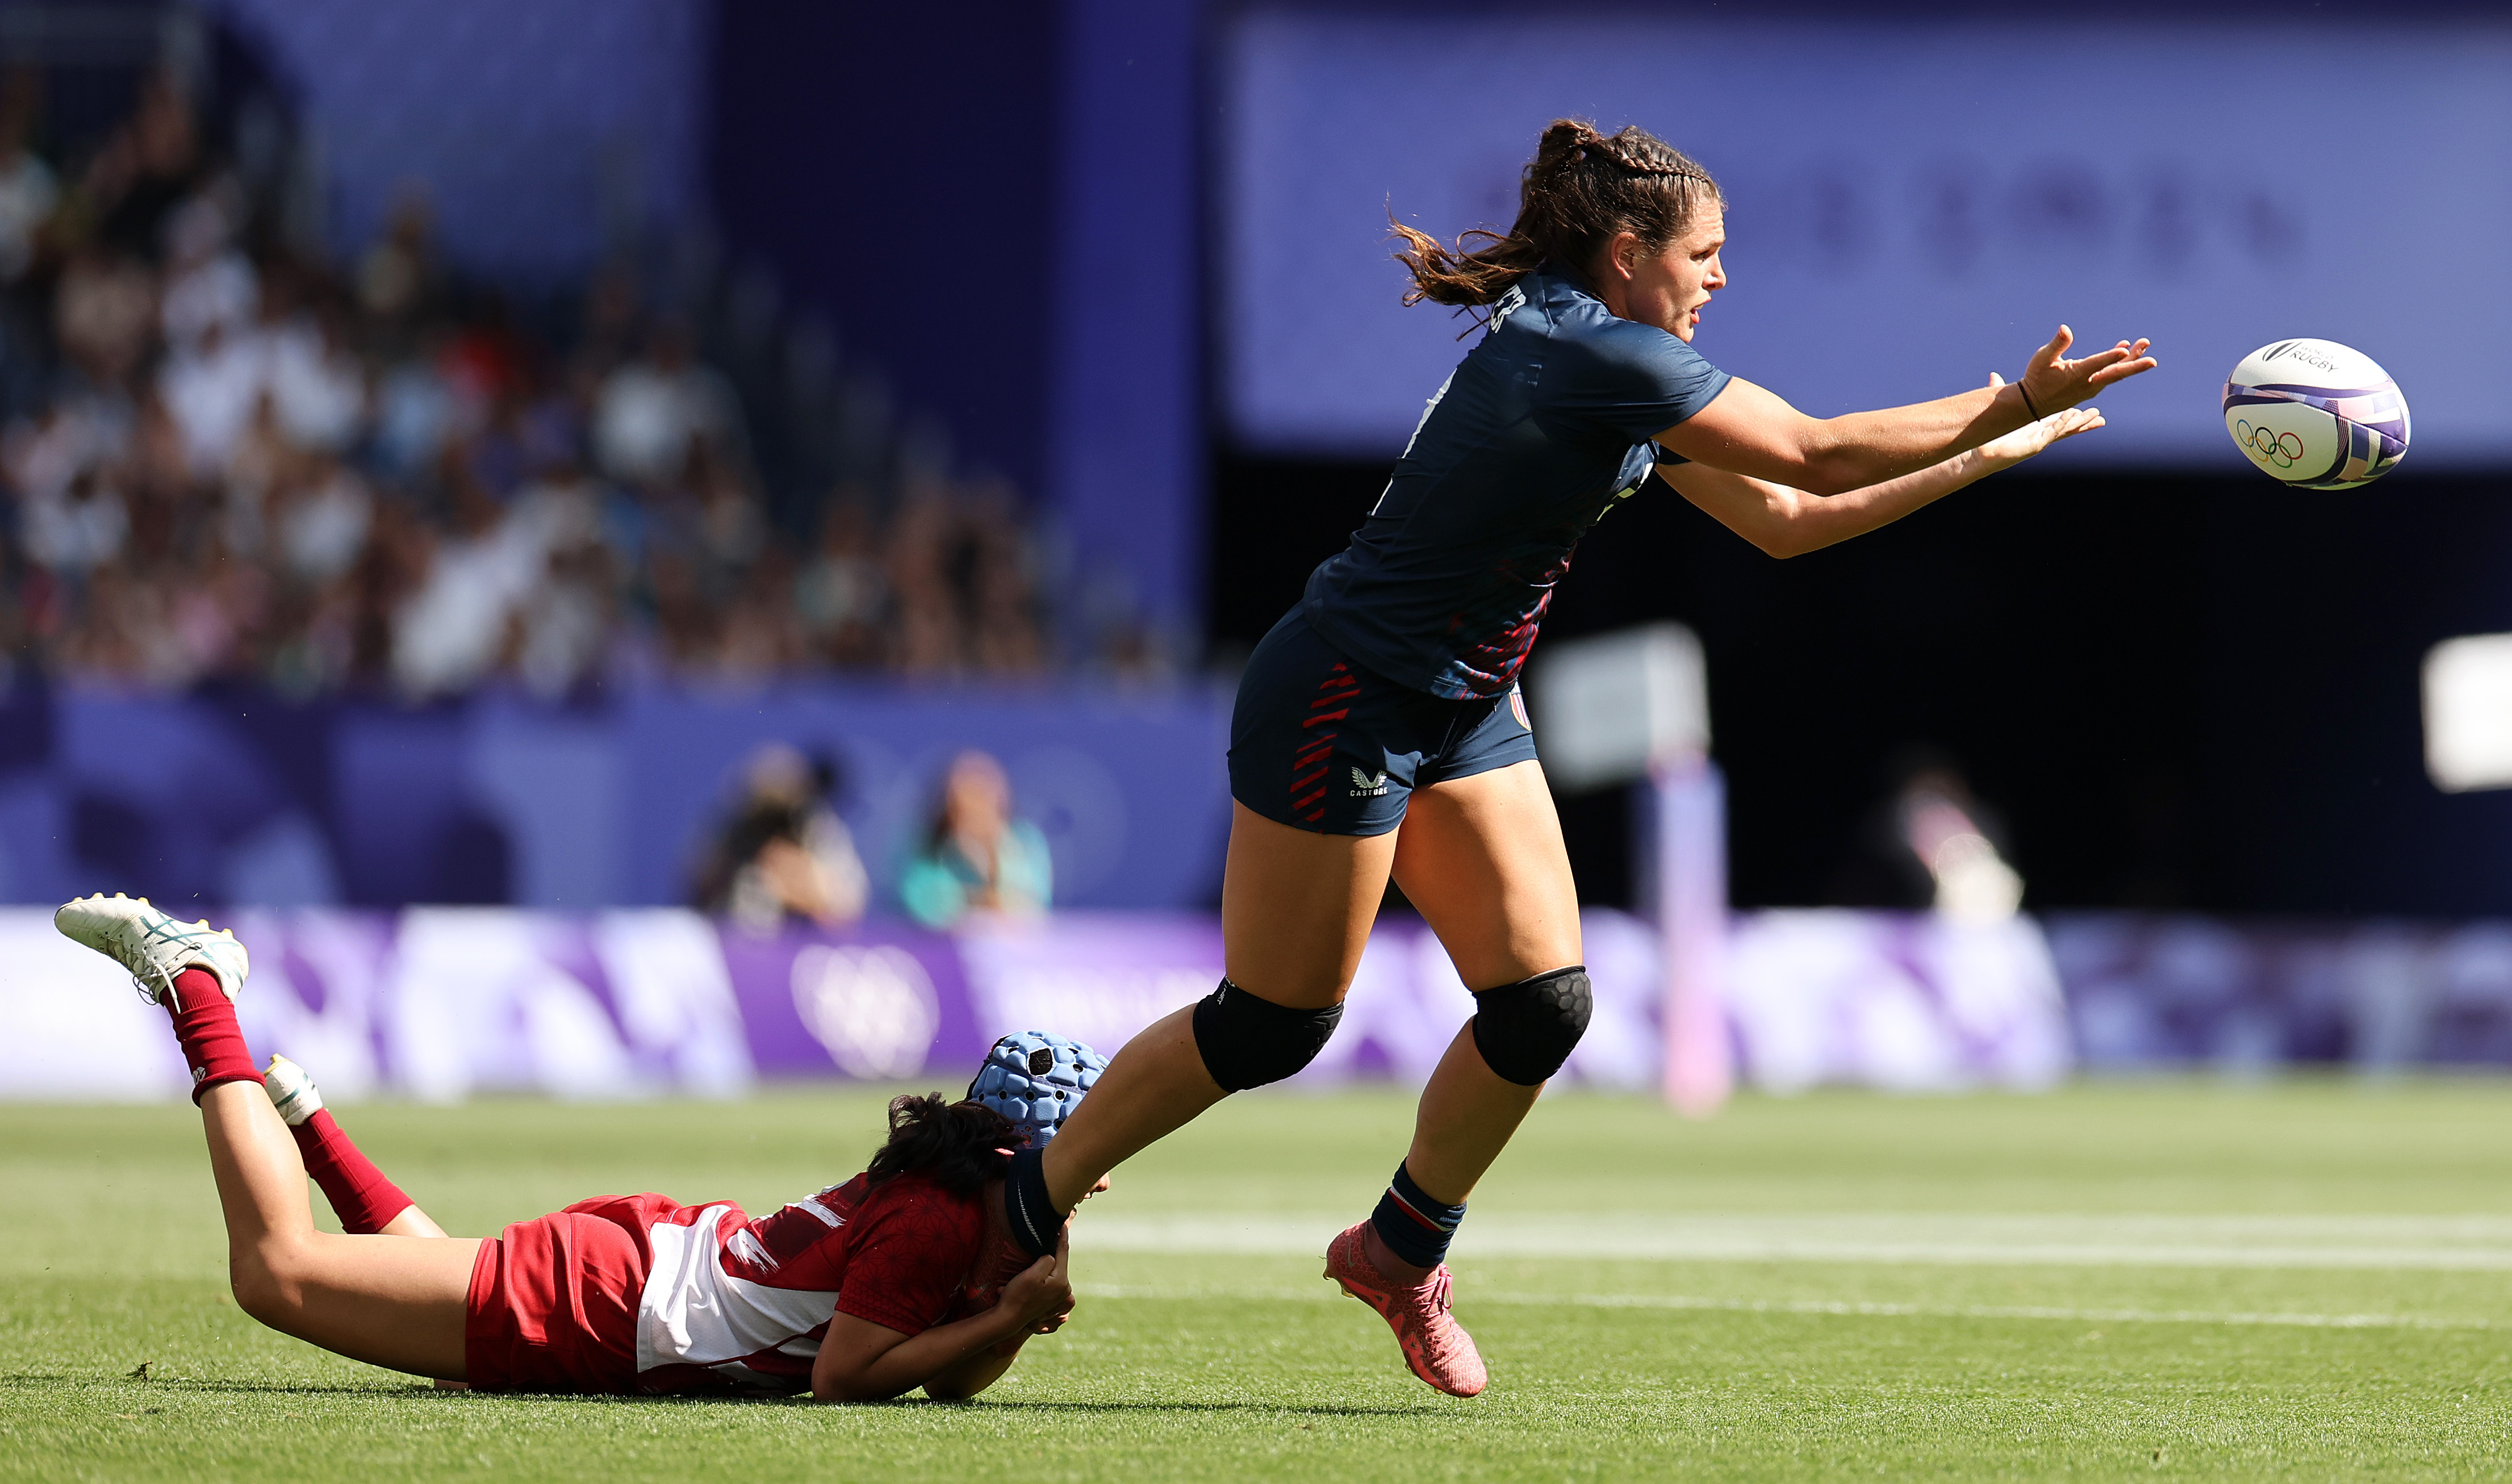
[1391,119,1721,311]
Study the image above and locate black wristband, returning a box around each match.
[2014,381,2043,420]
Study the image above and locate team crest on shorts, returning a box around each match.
[1349,768,1389,797]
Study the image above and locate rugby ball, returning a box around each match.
[2222,338,2409,489]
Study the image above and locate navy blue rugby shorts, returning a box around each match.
[1228,611,1539,837]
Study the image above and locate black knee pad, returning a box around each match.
[1191,978,1344,1092]
[1470,966,1591,1086]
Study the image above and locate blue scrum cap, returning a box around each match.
[967,1031,1107,1147]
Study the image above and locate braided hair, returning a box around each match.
[1391,119,1721,311]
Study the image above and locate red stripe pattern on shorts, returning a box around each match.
[1291,663,1357,826]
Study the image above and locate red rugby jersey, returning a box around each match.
[571,1170,985,1394]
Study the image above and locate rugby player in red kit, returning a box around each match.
[52,892,1101,1401]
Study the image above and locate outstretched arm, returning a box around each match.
[1659,327,2154,496]
[812,1240,1073,1403]
[1661,394,2107,559]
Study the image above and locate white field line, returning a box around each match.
[1076,1214,2512,1270]
[1071,1282,2499,1332]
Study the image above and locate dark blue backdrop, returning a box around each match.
[708,0,1204,643]
[0,677,1233,913]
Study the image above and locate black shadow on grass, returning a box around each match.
[2,1376,1437,1417]
[132,1383,768,1402]
[442,1395,1433,1416]
[82,1380,419,1397]
[973,1401,1435,1418]
[0,1376,416,1399]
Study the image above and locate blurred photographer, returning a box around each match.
[692,743,868,933]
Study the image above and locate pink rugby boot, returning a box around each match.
[1323,1220,1487,1397]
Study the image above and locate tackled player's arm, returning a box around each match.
[1659,401,2109,559]
[810,1242,1072,1404]
[918,1329,1030,1402]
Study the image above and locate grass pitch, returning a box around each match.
[7,1081,2512,1481]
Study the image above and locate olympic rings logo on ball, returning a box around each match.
[2234,419,2305,469]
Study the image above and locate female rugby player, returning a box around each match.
[54,893,1077,1401]
[985,118,2157,1397]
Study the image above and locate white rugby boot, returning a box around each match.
[53,893,250,1007]
[263,1055,323,1127]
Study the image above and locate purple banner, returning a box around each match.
[0,905,2084,1101]
[2050,914,2512,1072]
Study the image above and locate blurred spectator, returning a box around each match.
[275,455,372,584]
[899,750,1052,929]
[0,69,54,287]
[159,316,266,474]
[884,471,1048,678]
[55,250,154,387]
[356,193,442,331]
[594,320,736,488]
[19,465,125,573]
[0,70,1073,700]
[370,334,457,479]
[264,300,366,451]
[692,745,869,933]
[795,492,885,667]
[158,182,254,352]
[1830,751,2024,921]
[504,458,611,697]
[83,70,202,261]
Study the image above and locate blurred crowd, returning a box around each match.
[0,70,1057,699]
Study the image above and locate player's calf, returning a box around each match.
[264,1056,421,1236]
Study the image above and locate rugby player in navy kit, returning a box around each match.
[989,119,2157,1394]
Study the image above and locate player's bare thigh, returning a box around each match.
[1392,759,1582,989]
[1220,801,1400,1009]
[240,1231,479,1380]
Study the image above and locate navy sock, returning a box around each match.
[1003,1146,1061,1259]
[1369,1161,1466,1270]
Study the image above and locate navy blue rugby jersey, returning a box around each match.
[1299,265,1730,700]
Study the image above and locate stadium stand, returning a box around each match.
[0,62,1062,699]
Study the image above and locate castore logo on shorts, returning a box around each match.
[1349,768,1389,797]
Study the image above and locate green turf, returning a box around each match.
[8,1080,2512,1481]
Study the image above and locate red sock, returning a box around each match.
[167,967,258,1104]
[289,1109,415,1235]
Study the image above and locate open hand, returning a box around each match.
[1976,373,2105,466]
[2018,325,2155,413]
